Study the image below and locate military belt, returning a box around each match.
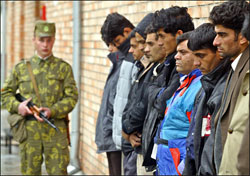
[25,115,36,121]
[25,115,57,124]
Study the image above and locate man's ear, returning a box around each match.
[123,27,132,38]
[175,30,183,38]
[239,33,248,45]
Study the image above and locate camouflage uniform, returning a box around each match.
[1,54,78,175]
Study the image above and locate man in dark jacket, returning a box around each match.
[121,13,155,175]
[120,29,147,176]
[95,12,135,175]
[182,23,231,175]
[141,6,194,172]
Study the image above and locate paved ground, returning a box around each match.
[1,142,47,175]
[1,109,47,175]
[1,143,21,175]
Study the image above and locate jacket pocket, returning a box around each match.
[103,115,112,138]
[18,76,32,94]
[47,74,63,98]
[7,114,27,143]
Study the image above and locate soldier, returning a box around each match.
[1,20,78,175]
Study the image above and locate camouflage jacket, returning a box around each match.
[1,55,78,119]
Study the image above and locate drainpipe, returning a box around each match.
[1,1,6,88]
[67,1,83,175]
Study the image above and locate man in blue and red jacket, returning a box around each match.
[154,31,202,175]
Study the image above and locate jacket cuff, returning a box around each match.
[12,101,20,114]
[122,120,133,135]
[50,107,57,118]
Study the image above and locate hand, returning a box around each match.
[18,98,33,116]
[122,130,130,141]
[33,107,51,122]
[129,132,141,148]
[38,107,51,118]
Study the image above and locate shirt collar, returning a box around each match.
[35,51,52,60]
[231,53,242,71]
[179,74,187,84]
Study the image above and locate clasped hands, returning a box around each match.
[18,98,51,122]
[122,130,142,148]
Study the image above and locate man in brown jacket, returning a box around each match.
[236,9,249,175]
[209,1,249,174]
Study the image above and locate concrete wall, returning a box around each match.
[3,1,224,174]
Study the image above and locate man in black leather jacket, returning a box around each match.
[182,23,231,175]
[141,6,195,172]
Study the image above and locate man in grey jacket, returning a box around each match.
[95,12,135,175]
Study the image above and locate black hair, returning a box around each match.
[100,23,109,46]
[176,31,192,45]
[145,23,157,35]
[242,11,250,41]
[152,6,194,36]
[144,23,158,40]
[134,13,154,39]
[188,23,217,53]
[209,1,249,34]
[128,30,136,39]
[100,12,134,44]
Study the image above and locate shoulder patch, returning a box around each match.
[16,59,27,67]
[21,58,29,64]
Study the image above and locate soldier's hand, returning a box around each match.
[33,112,44,122]
[129,132,141,148]
[18,98,33,116]
[33,107,51,122]
[38,107,51,118]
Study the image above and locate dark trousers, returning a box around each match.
[123,150,137,175]
[106,151,122,175]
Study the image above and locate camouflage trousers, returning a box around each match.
[19,119,69,175]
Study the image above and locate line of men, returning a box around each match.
[95,1,249,175]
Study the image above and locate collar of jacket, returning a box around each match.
[118,37,134,63]
[33,54,54,64]
[164,51,177,66]
[201,57,231,98]
[189,68,202,78]
[108,51,122,65]
[118,37,131,56]
[175,68,202,97]
[177,68,201,90]
[135,60,144,69]
[154,51,177,75]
